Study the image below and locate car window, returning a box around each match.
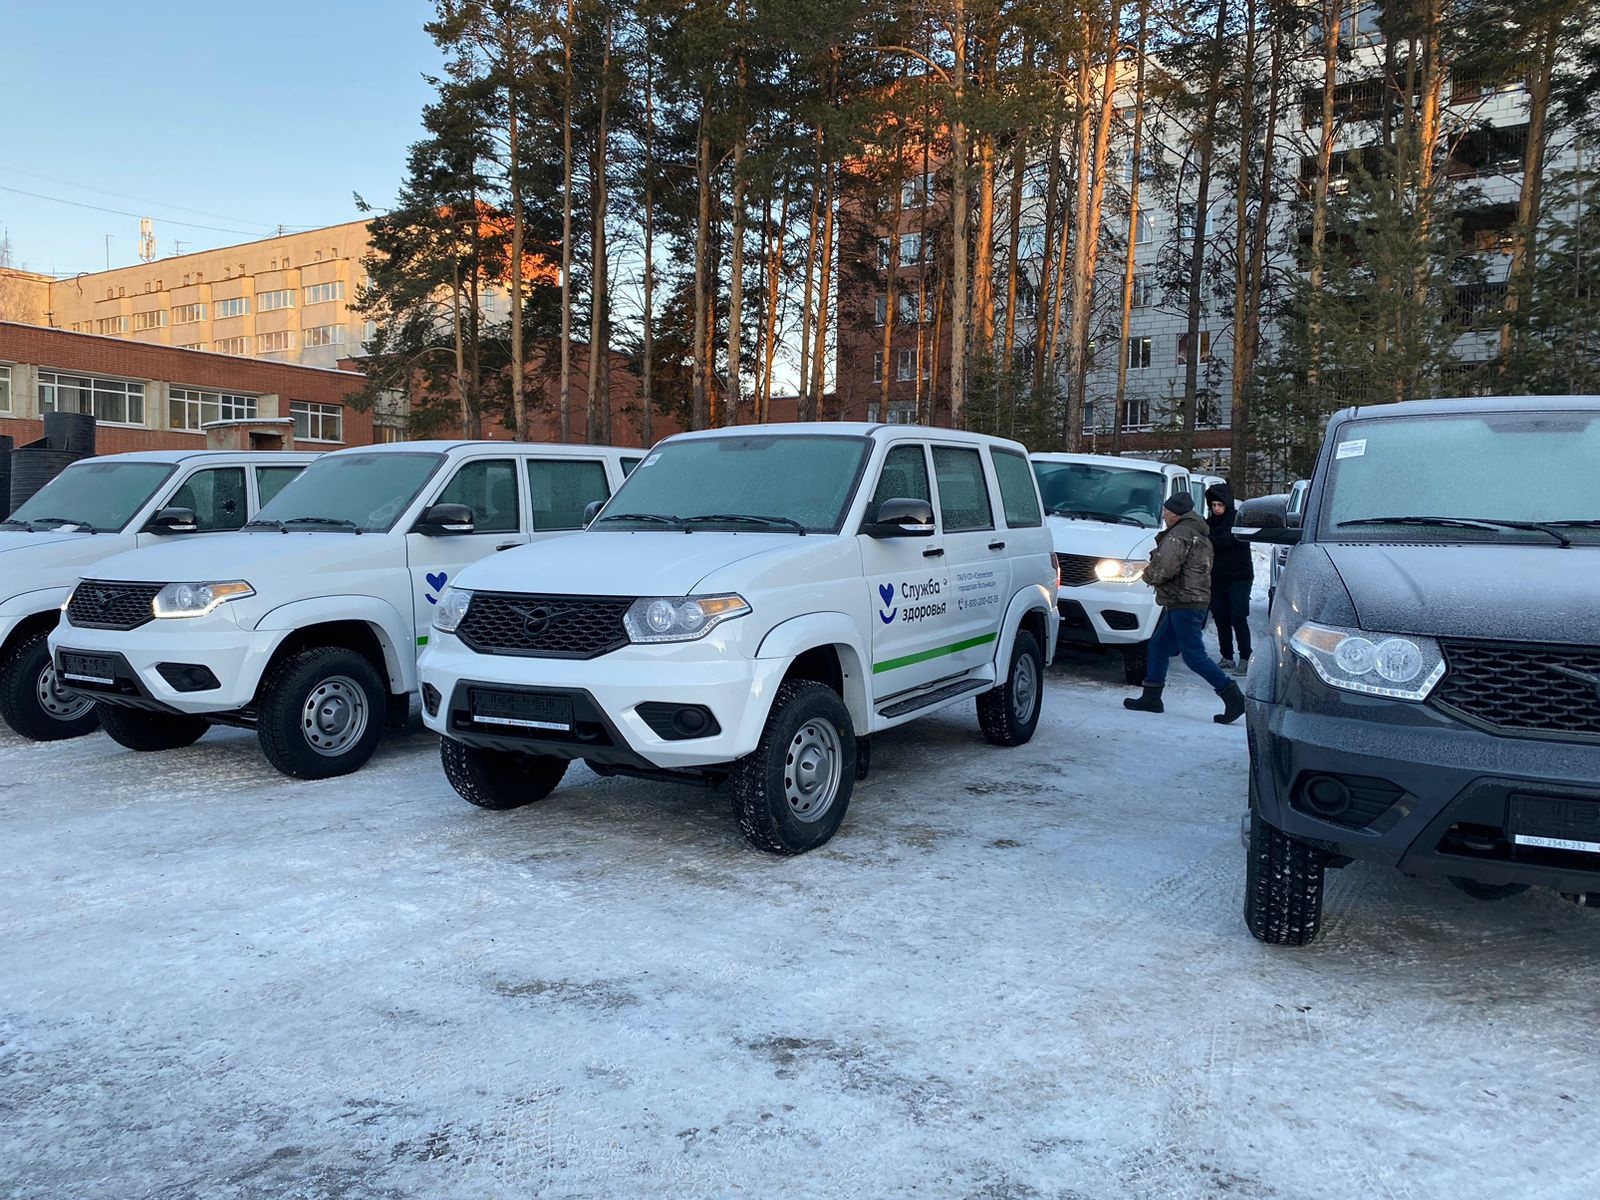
[932,445,994,533]
[256,465,304,508]
[1171,476,1189,499]
[436,459,520,534]
[169,466,247,532]
[989,449,1041,528]
[528,459,610,530]
[869,444,932,522]
[621,457,643,477]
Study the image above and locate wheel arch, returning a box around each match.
[755,613,872,735]
[994,585,1056,671]
[253,597,412,696]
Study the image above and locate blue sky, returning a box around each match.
[0,0,440,277]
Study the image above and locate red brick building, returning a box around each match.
[0,322,379,454]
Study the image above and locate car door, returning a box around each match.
[858,442,953,696]
[134,464,248,545]
[406,456,528,647]
[930,442,1008,677]
[527,456,614,540]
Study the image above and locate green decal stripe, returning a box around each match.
[416,636,429,647]
[873,632,997,675]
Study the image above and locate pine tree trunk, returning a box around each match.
[1307,1,1341,388]
[1034,117,1061,397]
[881,158,904,420]
[692,99,713,430]
[798,133,823,415]
[1229,0,1258,481]
[948,0,970,424]
[1112,0,1150,458]
[726,139,748,424]
[1235,17,1283,490]
[558,0,575,441]
[1179,0,1229,468]
[586,7,612,445]
[508,67,527,440]
[760,188,782,422]
[640,30,655,447]
[808,153,837,420]
[1051,52,1092,444]
[1500,20,1557,371]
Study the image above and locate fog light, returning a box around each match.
[422,683,441,717]
[1304,775,1351,817]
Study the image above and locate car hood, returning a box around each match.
[0,530,97,555]
[84,531,401,584]
[458,530,812,596]
[1045,515,1158,560]
[0,530,133,599]
[1325,543,1600,645]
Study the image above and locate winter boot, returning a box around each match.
[1123,684,1165,714]
[1215,682,1247,725]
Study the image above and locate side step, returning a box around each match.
[877,677,990,719]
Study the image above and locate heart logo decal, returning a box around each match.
[425,570,449,606]
[878,583,895,606]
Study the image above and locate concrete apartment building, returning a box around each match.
[838,8,1569,479]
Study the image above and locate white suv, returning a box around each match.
[50,441,637,777]
[0,450,315,742]
[419,424,1059,854]
[1031,452,1193,684]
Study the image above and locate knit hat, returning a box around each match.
[1163,492,1195,516]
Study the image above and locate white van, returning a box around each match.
[1030,452,1192,683]
[419,423,1059,854]
[50,441,638,778]
[0,450,316,741]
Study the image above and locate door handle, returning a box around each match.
[923,547,944,558]
[496,542,520,552]
[988,540,1006,551]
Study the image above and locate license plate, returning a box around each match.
[469,688,573,732]
[59,651,117,687]
[1510,794,1600,855]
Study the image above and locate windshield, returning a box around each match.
[1321,411,1600,544]
[1032,461,1165,529]
[595,435,871,534]
[5,461,175,533]
[252,452,443,533]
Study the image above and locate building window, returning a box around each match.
[95,316,129,334]
[38,371,145,425]
[1177,204,1212,239]
[1124,394,1152,428]
[259,289,296,311]
[887,403,917,424]
[172,304,207,324]
[874,295,888,327]
[1131,274,1155,308]
[177,342,206,352]
[901,171,936,207]
[1014,282,1037,319]
[214,297,251,318]
[132,310,167,331]
[290,400,343,443]
[169,388,258,432]
[1126,336,1152,370]
[897,291,932,324]
[303,282,345,305]
[895,348,930,382]
[899,232,923,264]
[0,364,10,414]
[304,325,346,348]
[1177,331,1211,365]
[257,330,295,354]
[212,336,253,355]
[1017,224,1047,259]
[872,352,884,384]
[1135,213,1152,244]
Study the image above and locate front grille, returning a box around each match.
[457,593,633,659]
[1433,640,1600,742]
[66,581,163,630]
[1057,554,1102,588]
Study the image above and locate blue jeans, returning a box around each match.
[1146,608,1233,693]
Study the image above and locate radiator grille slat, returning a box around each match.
[457,593,633,659]
[1434,640,1600,742]
[66,581,163,631]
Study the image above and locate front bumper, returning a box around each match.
[418,631,790,769]
[1248,693,1600,893]
[49,615,283,716]
[1054,582,1159,649]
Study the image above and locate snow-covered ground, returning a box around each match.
[5,630,1600,1199]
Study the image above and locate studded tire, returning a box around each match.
[440,736,569,810]
[257,646,387,780]
[1244,805,1326,946]
[97,704,209,753]
[732,680,856,855]
[977,630,1044,748]
[0,631,100,742]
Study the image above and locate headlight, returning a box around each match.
[1289,621,1445,700]
[433,586,473,633]
[624,594,750,643]
[1095,558,1148,583]
[151,580,255,619]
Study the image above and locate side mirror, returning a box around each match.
[865,497,936,538]
[414,503,476,536]
[1238,525,1303,546]
[583,499,605,527]
[1237,497,1289,530]
[146,506,199,535]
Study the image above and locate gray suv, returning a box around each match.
[1243,396,1600,944]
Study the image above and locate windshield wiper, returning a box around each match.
[684,513,808,535]
[1541,520,1600,528]
[596,512,689,531]
[22,516,97,533]
[244,517,288,533]
[1050,507,1146,528]
[0,518,29,530]
[283,516,363,534]
[1339,515,1572,548]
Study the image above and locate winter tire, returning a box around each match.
[0,632,99,741]
[1122,640,1149,686]
[257,646,386,779]
[978,630,1043,747]
[1448,876,1531,901]
[440,736,568,810]
[1244,806,1326,946]
[97,704,209,752]
[732,679,856,855]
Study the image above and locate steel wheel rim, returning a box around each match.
[37,661,94,722]
[784,717,843,823]
[1012,652,1039,725]
[301,675,369,757]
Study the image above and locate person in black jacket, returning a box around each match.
[1205,482,1253,675]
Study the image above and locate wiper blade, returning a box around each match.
[244,517,287,533]
[24,516,97,533]
[684,513,808,535]
[1541,520,1600,528]
[283,515,363,534]
[596,512,688,530]
[0,519,29,530]
[1339,515,1571,547]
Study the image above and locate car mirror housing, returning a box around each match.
[865,497,936,538]
[146,506,199,535]
[414,503,476,536]
[583,499,605,527]
[1239,525,1303,546]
